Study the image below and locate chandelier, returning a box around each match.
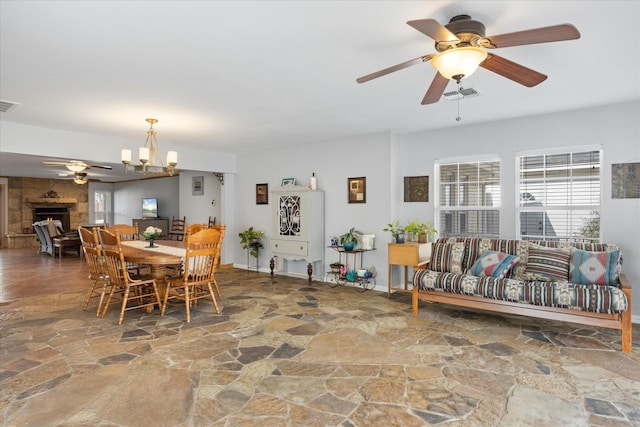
[121,118,178,175]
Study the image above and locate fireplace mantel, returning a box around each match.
[27,198,77,206]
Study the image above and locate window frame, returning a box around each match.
[435,155,501,238]
[515,145,602,242]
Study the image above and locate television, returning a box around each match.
[142,197,158,219]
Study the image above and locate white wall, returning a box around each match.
[112,176,179,225]
[235,131,392,279]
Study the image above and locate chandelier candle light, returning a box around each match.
[121,118,178,175]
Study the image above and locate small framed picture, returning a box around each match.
[256,183,268,204]
[281,177,295,186]
[348,177,366,203]
[404,176,429,202]
[192,176,204,196]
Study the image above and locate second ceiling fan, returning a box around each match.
[357,14,580,105]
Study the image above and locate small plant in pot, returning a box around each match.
[383,221,405,244]
[238,226,265,259]
[404,219,437,243]
[339,227,361,251]
[329,261,344,273]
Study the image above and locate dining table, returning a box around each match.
[119,239,186,308]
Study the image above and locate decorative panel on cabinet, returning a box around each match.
[269,185,324,281]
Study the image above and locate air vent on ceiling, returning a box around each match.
[0,100,19,113]
[443,87,481,101]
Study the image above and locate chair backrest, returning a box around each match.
[98,228,120,250]
[181,246,219,283]
[171,216,186,233]
[185,228,221,249]
[184,223,207,238]
[79,227,104,281]
[209,224,226,265]
[97,229,131,285]
[78,226,99,247]
[107,224,139,241]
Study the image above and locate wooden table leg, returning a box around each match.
[146,264,168,313]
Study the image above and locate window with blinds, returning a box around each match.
[517,148,601,242]
[435,158,501,238]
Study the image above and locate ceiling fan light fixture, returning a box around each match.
[431,47,487,81]
[73,172,88,184]
[65,162,88,173]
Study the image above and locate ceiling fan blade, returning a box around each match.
[407,19,459,42]
[486,24,580,48]
[87,164,112,170]
[356,54,434,83]
[42,161,69,166]
[481,53,547,87]
[421,72,449,105]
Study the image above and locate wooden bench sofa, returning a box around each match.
[412,237,632,353]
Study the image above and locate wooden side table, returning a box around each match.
[387,242,431,297]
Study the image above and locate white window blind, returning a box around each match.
[436,158,501,238]
[517,148,601,242]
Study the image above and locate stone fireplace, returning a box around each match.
[33,206,71,231]
[4,177,89,248]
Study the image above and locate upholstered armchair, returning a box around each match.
[32,220,78,256]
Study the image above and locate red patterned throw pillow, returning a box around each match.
[570,248,619,286]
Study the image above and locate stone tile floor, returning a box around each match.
[1,249,639,426]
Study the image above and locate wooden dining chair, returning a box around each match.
[183,223,207,240]
[107,223,139,240]
[209,224,226,271]
[208,216,216,228]
[168,216,186,241]
[105,223,148,276]
[161,228,222,322]
[97,229,162,325]
[78,226,110,316]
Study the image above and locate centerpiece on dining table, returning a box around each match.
[142,226,162,248]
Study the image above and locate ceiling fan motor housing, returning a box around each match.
[436,14,487,52]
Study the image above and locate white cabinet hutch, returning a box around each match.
[269,185,324,281]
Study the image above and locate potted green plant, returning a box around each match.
[238,226,265,259]
[404,219,437,243]
[383,221,405,244]
[339,227,361,251]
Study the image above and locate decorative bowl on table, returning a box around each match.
[142,226,162,247]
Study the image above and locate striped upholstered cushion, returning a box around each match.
[413,269,628,314]
[524,245,571,282]
[429,242,465,274]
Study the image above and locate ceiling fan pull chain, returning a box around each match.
[456,82,462,122]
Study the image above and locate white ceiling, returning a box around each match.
[1,1,639,181]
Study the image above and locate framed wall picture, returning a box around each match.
[281,177,295,186]
[404,176,429,202]
[192,176,204,196]
[348,177,366,203]
[612,162,640,199]
[256,183,268,204]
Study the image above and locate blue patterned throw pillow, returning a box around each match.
[469,250,520,279]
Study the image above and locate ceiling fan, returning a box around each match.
[42,159,113,173]
[356,14,580,105]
